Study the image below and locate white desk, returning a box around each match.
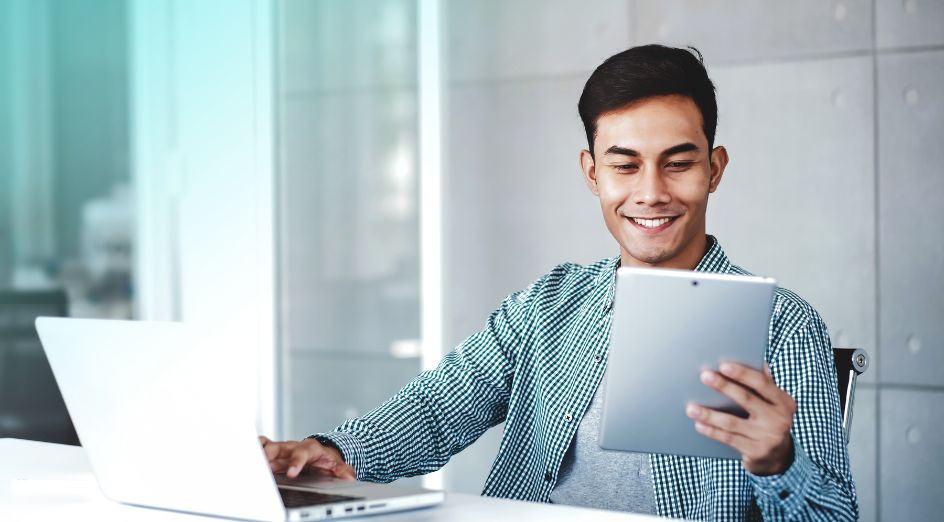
[0,439,664,521]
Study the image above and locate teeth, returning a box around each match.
[632,217,671,228]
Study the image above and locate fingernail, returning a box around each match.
[700,371,716,384]
[694,422,708,434]
[288,466,298,475]
[686,404,702,418]
[719,362,735,374]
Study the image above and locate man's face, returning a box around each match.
[580,95,728,269]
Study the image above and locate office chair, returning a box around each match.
[0,290,79,445]
[833,347,869,444]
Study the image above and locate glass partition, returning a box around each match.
[0,0,133,444]
[275,2,423,484]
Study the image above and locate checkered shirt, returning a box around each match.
[317,236,858,520]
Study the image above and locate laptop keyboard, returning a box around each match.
[278,487,364,508]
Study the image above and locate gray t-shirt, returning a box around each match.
[548,377,657,514]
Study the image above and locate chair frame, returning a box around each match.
[832,347,869,443]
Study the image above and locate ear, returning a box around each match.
[708,146,728,194]
[580,149,599,196]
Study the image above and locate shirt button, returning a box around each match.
[593,354,603,363]
[544,471,553,482]
[563,413,573,422]
[779,489,790,500]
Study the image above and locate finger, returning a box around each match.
[693,420,753,454]
[334,463,356,480]
[686,402,754,439]
[700,370,767,414]
[718,362,786,406]
[270,458,292,474]
[287,447,320,478]
[309,456,338,473]
[305,465,340,478]
[258,435,272,446]
[289,442,340,478]
[264,441,292,462]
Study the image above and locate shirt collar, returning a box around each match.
[693,235,731,274]
[598,235,730,314]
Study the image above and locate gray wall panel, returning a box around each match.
[876,0,944,49]
[848,385,876,522]
[878,51,944,386]
[633,0,872,64]
[447,0,631,82]
[443,77,616,350]
[879,388,944,521]
[708,57,876,376]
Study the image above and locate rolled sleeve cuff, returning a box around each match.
[308,431,367,479]
[748,439,815,518]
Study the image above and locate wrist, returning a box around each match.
[750,436,794,476]
[306,435,346,463]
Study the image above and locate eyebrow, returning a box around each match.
[603,142,701,158]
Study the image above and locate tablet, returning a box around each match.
[599,267,776,460]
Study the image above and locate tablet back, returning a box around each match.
[599,267,776,459]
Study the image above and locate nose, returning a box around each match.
[633,169,671,206]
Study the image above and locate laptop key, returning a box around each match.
[278,487,364,508]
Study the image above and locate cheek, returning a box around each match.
[596,179,630,206]
[669,177,711,205]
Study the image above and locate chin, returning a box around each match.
[621,236,676,261]
[625,247,676,266]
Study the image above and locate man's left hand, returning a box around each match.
[685,362,796,476]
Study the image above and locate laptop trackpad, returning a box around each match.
[275,474,354,490]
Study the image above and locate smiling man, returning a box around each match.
[261,45,857,520]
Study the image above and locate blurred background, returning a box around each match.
[1,1,942,520]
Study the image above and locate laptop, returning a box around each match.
[599,267,776,459]
[34,317,443,521]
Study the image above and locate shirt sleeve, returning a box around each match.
[749,312,859,521]
[312,273,552,483]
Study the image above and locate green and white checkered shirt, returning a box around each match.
[317,236,857,520]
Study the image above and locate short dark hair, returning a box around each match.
[578,45,718,156]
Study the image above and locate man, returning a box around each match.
[261,45,857,520]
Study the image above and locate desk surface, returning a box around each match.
[0,439,664,521]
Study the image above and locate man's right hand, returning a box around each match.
[258,436,356,480]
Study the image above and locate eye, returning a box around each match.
[613,163,639,173]
[665,161,694,171]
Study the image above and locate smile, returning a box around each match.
[628,216,678,231]
[631,217,672,228]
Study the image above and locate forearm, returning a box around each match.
[319,365,507,482]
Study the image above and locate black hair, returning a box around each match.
[578,45,718,156]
